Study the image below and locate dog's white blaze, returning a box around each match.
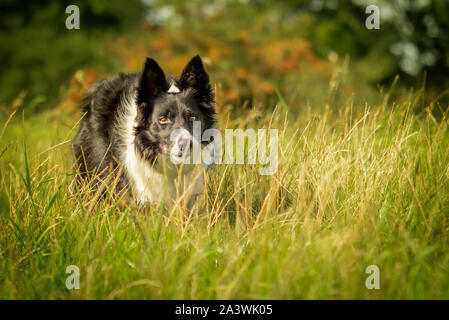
[116,94,204,205]
[167,84,180,93]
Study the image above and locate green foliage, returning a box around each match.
[2,0,449,110]
[0,85,449,299]
[152,0,449,98]
[0,0,146,108]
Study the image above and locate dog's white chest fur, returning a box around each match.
[125,149,204,205]
[124,149,172,204]
[117,97,204,205]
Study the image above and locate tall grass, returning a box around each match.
[0,90,449,299]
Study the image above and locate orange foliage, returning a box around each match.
[62,25,334,110]
[252,38,323,72]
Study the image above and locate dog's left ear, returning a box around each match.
[180,55,210,92]
[180,55,215,127]
[138,57,167,105]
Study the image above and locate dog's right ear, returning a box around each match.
[180,55,210,92]
[137,57,167,105]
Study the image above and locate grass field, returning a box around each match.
[1,85,449,299]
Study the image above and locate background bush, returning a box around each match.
[1,0,448,113]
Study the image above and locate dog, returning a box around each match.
[72,55,215,207]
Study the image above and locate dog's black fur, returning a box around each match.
[72,55,215,200]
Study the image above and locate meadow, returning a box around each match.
[1,79,449,299]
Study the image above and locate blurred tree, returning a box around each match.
[1,0,448,111]
[152,0,449,95]
[0,0,147,109]
[279,0,449,91]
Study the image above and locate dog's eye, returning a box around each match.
[158,117,171,125]
[189,116,197,122]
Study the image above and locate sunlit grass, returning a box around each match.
[1,90,449,299]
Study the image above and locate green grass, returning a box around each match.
[1,91,449,299]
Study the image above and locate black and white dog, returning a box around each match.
[72,55,215,206]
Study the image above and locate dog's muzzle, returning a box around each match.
[169,129,194,164]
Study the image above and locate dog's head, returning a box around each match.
[133,55,215,166]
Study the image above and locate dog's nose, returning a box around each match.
[170,129,193,159]
[177,137,191,152]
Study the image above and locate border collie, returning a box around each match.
[72,55,215,207]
